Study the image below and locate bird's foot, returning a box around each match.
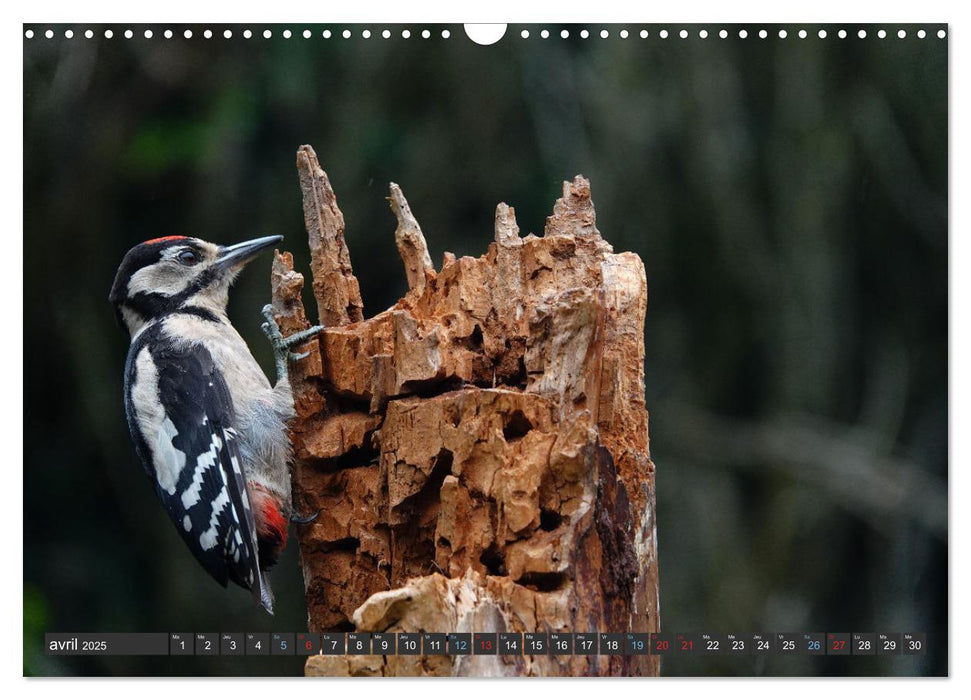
[290,509,322,525]
[260,305,325,380]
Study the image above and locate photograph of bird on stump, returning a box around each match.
[23,22,946,678]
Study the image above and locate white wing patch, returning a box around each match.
[180,434,222,509]
[154,417,186,496]
[132,348,187,496]
[131,348,163,443]
[198,483,231,551]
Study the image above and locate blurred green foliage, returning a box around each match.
[23,585,51,676]
[23,24,946,676]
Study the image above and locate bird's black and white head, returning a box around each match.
[109,235,282,338]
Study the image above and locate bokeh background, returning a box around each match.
[23,23,947,676]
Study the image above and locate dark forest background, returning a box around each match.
[23,24,947,676]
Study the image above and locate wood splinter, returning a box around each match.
[296,144,364,327]
[494,202,522,246]
[388,183,434,294]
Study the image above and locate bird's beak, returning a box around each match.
[215,235,284,272]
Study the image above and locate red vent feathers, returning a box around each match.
[259,499,288,549]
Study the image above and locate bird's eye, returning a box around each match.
[177,250,198,265]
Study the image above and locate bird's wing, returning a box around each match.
[123,336,274,613]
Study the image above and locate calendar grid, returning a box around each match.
[44,632,927,657]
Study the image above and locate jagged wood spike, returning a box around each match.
[544,174,600,239]
[296,145,364,326]
[269,250,310,338]
[388,182,434,293]
[494,203,522,246]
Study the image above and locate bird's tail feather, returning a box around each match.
[254,572,275,615]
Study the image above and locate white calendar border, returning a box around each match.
[5,0,962,697]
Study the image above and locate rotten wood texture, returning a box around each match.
[272,145,658,677]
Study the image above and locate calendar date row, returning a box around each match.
[182,632,924,657]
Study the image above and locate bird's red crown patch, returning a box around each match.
[142,235,188,246]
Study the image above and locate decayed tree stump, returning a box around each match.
[270,145,659,677]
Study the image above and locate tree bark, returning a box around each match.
[270,145,659,677]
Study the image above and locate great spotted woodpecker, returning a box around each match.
[109,235,322,614]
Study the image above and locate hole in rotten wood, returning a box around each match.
[549,238,577,259]
[539,508,563,531]
[479,542,506,575]
[452,323,484,352]
[394,448,453,516]
[398,376,467,398]
[499,351,528,389]
[468,324,483,350]
[517,355,527,385]
[320,537,361,553]
[437,536,451,548]
[515,571,567,592]
[445,404,462,428]
[309,441,380,472]
[332,619,355,632]
[312,379,371,411]
[503,410,533,442]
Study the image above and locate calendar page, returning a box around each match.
[22,12,948,680]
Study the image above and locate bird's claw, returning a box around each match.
[280,325,326,350]
[290,509,322,525]
[260,305,285,349]
[261,305,324,349]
